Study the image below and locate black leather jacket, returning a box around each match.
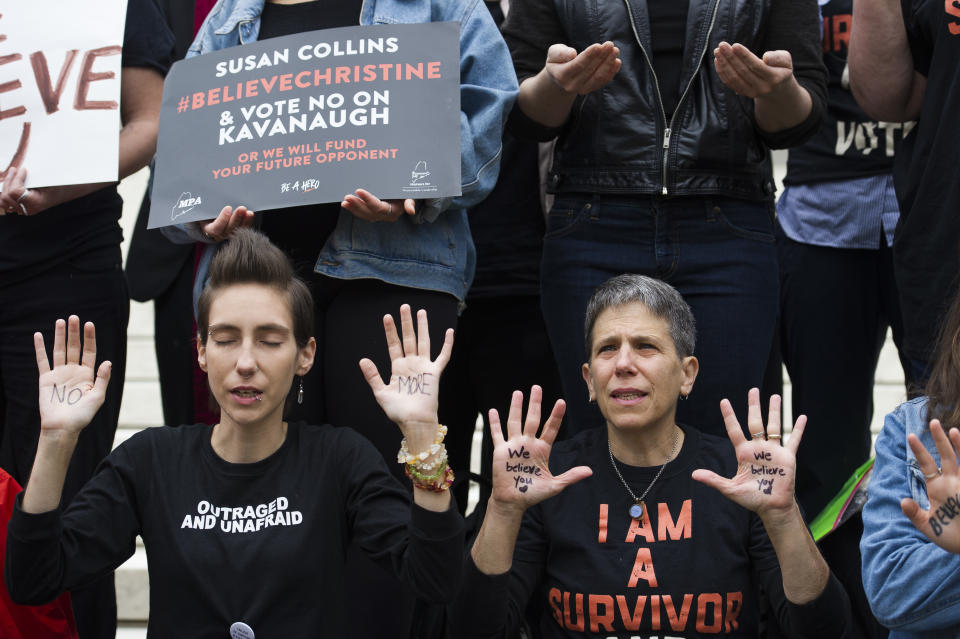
[506,0,827,200]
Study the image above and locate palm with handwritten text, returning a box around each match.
[359,304,453,447]
[693,389,803,516]
[902,420,960,554]
[489,386,592,513]
[35,316,112,437]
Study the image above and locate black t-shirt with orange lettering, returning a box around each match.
[453,426,853,638]
[0,0,173,288]
[893,0,960,363]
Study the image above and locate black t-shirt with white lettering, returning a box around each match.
[0,0,173,287]
[784,0,906,184]
[5,421,463,637]
[452,426,853,638]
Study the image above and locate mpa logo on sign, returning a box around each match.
[409,160,431,186]
[172,192,203,221]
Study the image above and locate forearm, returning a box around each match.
[850,0,922,120]
[761,502,830,604]
[470,498,525,575]
[517,71,578,129]
[118,66,164,180]
[412,485,451,512]
[118,118,159,180]
[753,0,826,141]
[22,432,78,514]
[754,79,813,133]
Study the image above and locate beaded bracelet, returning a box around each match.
[406,461,455,492]
[397,424,448,465]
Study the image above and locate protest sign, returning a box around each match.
[0,0,127,189]
[149,22,461,229]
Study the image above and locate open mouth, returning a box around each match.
[231,387,264,403]
[611,389,647,402]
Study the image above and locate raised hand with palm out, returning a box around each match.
[36,316,112,438]
[692,389,804,517]
[901,420,960,554]
[489,386,592,516]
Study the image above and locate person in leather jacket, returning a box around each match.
[502,0,827,439]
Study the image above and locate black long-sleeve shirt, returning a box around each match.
[6,422,463,637]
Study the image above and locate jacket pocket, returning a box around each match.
[907,462,931,510]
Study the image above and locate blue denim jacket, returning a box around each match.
[861,397,960,637]
[177,0,517,301]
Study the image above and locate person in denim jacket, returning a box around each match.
[861,291,960,638]
[178,0,517,300]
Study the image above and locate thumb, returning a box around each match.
[358,358,385,393]
[692,468,732,495]
[538,466,592,502]
[901,497,934,536]
[546,43,578,64]
[554,465,593,489]
[93,361,112,396]
[762,50,793,70]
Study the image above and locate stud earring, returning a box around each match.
[297,377,304,405]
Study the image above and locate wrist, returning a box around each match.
[486,495,527,523]
[758,499,803,531]
[37,429,81,448]
[399,419,441,454]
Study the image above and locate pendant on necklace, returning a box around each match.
[629,500,645,519]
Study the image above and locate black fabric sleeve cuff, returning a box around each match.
[784,571,854,637]
[506,105,563,142]
[8,493,62,543]
[755,92,823,150]
[409,498,465,542]
[449,555,513,638]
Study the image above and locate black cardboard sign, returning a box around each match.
[149,22,460,229]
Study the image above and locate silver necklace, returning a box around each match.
[607,427,680,520]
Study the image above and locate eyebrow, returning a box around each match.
[207,323,292,333]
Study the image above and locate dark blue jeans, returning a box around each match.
[540,194,779,438]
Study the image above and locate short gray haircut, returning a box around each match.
[584,274,696,359]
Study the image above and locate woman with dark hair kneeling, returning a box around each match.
[3,229,462,637]
[860,289,960,637]
[452,274,852,638]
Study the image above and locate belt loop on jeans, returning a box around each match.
[706,197,719,222]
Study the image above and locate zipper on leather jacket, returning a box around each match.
[622,0,721,195]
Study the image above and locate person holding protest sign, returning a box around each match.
[166,3,516,633]
[4,228,464,638]
[861,290,960,636]
[171,0,515,467]
[451,275,853,638]
[0,1,173,636]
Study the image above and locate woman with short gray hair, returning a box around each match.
[451,275,853,638]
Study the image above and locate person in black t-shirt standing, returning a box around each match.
[849,0,960,384]
[0,2,173,637]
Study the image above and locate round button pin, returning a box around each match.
[230,621,254,639]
